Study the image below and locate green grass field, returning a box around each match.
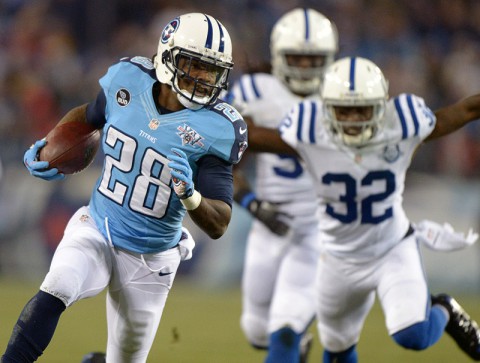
[0,277,478,362]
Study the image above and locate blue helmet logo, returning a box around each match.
[161,18,180,44]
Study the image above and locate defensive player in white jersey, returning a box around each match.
[229,8,338,363]
[2,13,247,363]
[248,56,480,362]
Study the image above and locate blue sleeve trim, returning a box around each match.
[394,97,408,139]
[406,94,419,136]
[239,79,248,102]
[309,101,317,144]
[250,74,261,98]
[297,103,305,142]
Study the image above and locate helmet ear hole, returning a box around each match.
[161,50,170,64]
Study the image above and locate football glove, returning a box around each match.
[415,219,478,251]
[23,139,65,181]
[167,148,194,199]
[235,190,290,236]
[179,226,195,261]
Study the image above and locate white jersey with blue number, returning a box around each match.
[230,73,319,230]
[280,93,436,260]
[89,57,246,254]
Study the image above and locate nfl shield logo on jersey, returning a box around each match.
[238,141,247,160]
[149,119,160,130]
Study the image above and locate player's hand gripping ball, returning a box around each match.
[24,139,65,181]
[38,121,101,175]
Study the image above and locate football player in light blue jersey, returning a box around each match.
[247,56,480,362]
[4,13,247,363]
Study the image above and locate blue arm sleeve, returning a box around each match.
[86,90,107,128]
[196,155,233,207]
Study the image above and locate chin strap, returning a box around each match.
[177,93,204,110]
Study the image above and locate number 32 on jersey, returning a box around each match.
[322,170,395,224]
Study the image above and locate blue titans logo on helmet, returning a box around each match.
[161,18,180,44]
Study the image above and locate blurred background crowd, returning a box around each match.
[0,0,480,291]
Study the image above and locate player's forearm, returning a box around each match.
[187,197,231,239]
[461,93,480,120]
[428,94,480,141]
[248,126,298,155]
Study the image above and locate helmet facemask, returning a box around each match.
[275,51,335,96]
[324,102,386,147]
[162,48,232,109]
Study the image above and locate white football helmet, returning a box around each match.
[154,13,233,110]
[270,8,338,96]
[321,57,389,147]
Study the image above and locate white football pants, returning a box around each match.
[41,206,182,363]
[316,233,428,352]
[241,219,320,347]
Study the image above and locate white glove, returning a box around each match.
[415,220,478,251]
[178,226,195,261]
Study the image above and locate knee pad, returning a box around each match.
[241,314,269,348]
[41,265,83,307]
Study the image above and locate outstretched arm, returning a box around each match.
[426,94,480,141]
[245,115,298,156]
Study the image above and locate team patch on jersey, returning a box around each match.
[383,144,401,163]
[149,119,160,130]
[116,88,131,107]
[238,140,248,160]
[79,214,89,222]
[177,124,204,147]
[161,18,180,44]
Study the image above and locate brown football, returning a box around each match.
[39,121,101,174]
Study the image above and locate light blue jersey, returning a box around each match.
[89,57,247,254]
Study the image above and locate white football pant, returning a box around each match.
[41,206,182,363]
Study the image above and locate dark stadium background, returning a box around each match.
[1,1,479,362]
